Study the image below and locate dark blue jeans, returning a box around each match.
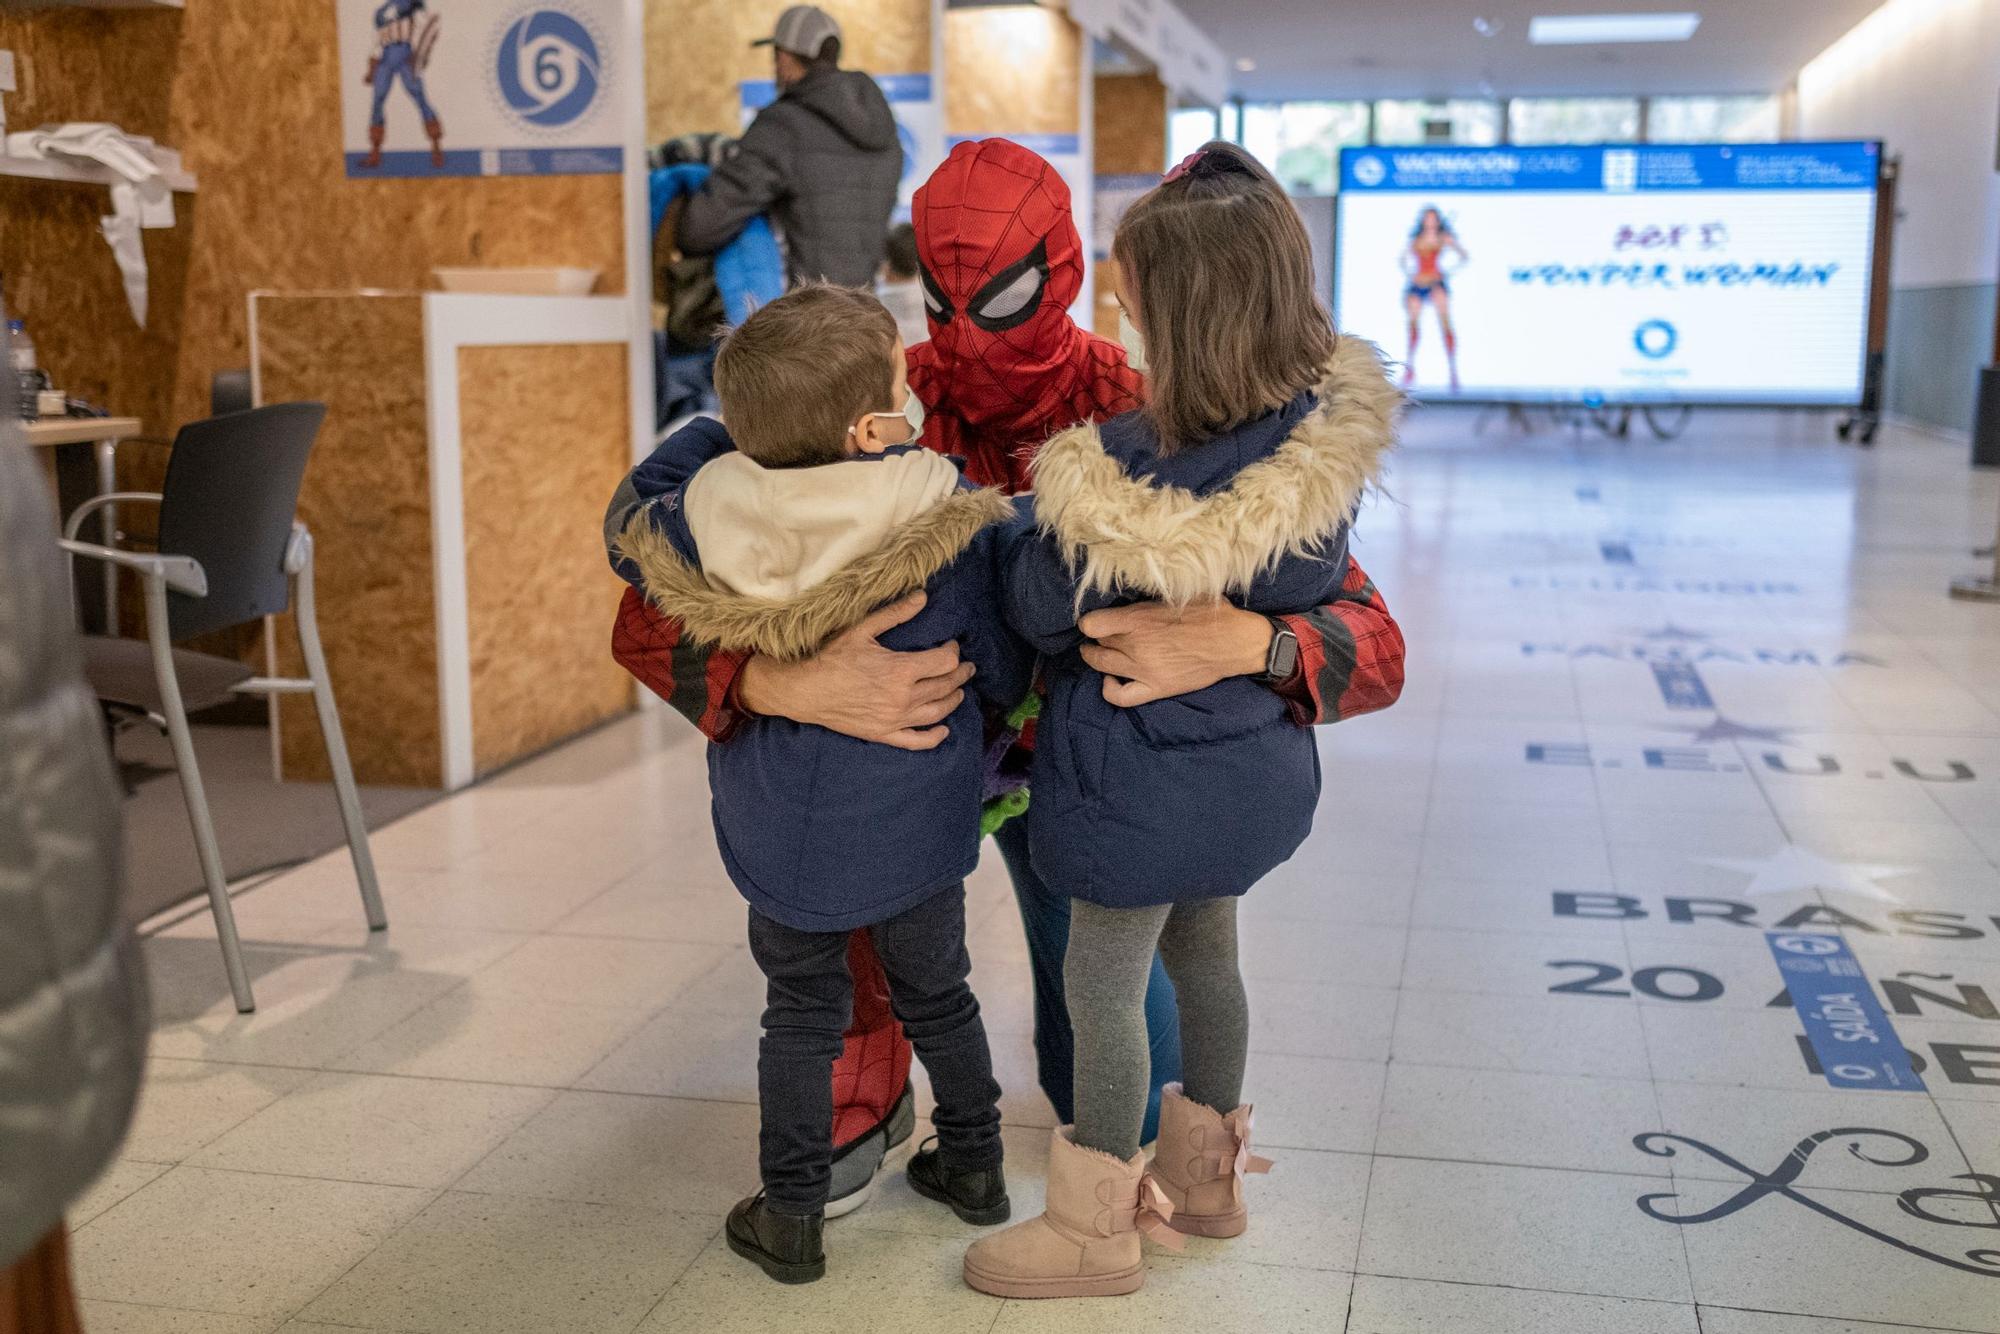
[749,885,1002,1213]
[992,819,1182,1143]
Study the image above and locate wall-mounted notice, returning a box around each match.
[1093,173,1156,262]
[338,0,624,178]
[741,74,940,224]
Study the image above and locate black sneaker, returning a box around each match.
[725,1194,825,1284]
[826,1081,916,1219]
[906,1137,1010,1226]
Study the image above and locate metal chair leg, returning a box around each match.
[293,535,387,931]
[144,577,256,1012]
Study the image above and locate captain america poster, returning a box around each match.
[337,0,624,178]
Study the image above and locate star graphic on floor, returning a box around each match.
[1700,844,1913,903]
[1638,623,1712,642]
[1670,714,1799,745]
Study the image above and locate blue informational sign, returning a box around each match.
[1766,931,1926,1092]
[1330,140,1881,406]
[1338,143,1880,194]
[1650,661,1714,709]
[338,0,623,178]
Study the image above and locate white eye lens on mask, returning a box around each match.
[1117,308,1148,374]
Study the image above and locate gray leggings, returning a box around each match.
[1065,897,1248,1160]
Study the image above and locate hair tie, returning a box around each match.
[1163,149,1206,183]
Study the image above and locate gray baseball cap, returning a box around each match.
[753,5,842,59]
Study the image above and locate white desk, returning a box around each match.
[21,416,145,447]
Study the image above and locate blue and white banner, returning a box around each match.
[1767,931,1926,1092]
[339,0,624,179]
[1331,141,1880,405]
[1093,172,1157,263]
[1339,143,1879,194]
[744,73,940,223]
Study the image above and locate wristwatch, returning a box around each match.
[1255,618,1300,685]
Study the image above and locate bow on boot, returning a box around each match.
[1222,1106,1276,1182]
[1135,1175,1186,1252]
[1146,1086,1275,1240]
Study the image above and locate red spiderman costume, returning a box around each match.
[606,137,1405,1210]
[904,140,1145,493]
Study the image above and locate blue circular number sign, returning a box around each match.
[497,9,601,127]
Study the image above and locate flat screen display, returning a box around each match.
[1331,142,1880,405]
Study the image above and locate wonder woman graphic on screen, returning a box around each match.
[1401,206,1466,392]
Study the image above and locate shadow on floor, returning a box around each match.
[118,717,437,927]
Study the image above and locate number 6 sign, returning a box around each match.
[339,0,623,178]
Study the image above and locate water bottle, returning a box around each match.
[9,318,44,419]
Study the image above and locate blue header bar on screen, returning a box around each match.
[945,133,1083,157]
[1338,142,1879,193]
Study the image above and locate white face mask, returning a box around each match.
[1117,308,1148,374]
[853,390,925,447]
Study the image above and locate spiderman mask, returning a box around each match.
[911,138,1091,431]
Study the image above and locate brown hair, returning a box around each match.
[1112,141,1337,451]
[713,284,899,467]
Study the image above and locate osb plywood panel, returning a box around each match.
[1089,73,1163,341]
[0,9,187,441]
[459,342,632,776]
[945,6,1079,138]
[254,294,440,789]
[0,2,623,450]
[166,0,624,434]
[1094,73,1168,175]
[1091,263,1124,341]
[649,0,932,144]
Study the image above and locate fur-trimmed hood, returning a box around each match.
[1027,336,1400,606]
[617,449,1014,662]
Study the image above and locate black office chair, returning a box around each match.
[211,369,253,417]
[60,403,387,1013]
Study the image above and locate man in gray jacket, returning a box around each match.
[0,388,148,1323]
[677,5,903,289]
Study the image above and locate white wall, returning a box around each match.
[1796,0,2000,290]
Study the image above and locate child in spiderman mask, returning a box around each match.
[604,137,1405,1220]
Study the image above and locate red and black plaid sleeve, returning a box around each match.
[1272,559,1405,726]
[611,585,751,743]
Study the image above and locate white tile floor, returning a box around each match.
[81,407,2000,1332]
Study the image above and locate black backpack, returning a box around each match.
[653,133,732,355]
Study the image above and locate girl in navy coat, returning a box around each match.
[965,144,1401,1299]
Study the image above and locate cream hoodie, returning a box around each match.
[681,447,965,600]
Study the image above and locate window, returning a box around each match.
[1169,106,1221,166]
[1647,95,1782,143]
[1221,100,1244,145]
[1508,97,1641,145]
[1240,101,1370,194]
[1372,99,1502,147]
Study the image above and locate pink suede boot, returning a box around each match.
[1143,1084,1273,1239]
[962,1127,1182,1299]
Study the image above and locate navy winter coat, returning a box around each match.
[617,423,1032,933]
[1004,337,1399,908]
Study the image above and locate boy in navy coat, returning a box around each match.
[616,285,1030,1283]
